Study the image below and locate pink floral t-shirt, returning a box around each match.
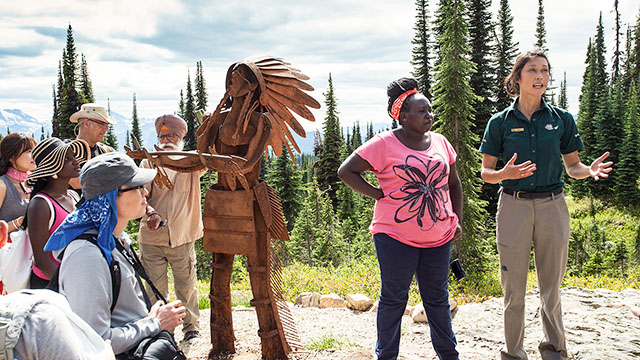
[355,130,458,248]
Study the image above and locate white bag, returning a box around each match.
[0,229,33,295]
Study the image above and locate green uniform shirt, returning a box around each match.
[479,98,584,192]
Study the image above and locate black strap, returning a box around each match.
[114,240,167,309]
[46,233,121,313]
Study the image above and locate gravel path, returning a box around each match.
[175,287,640,360]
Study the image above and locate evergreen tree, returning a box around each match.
[614,82,640,205]
[599,77,625,196]
[494,0,519,111]
[316,74,343,209]
[534,0,548,53]
[466,0,495,143]
[366,121,374,141]
[267,143,302,230]
[391,118,398,129]
[628,8,640,90]
[126,130,131,149]
[56,25,83,139]
[51,84,58,133]
[79,54,94,103]
[611,0,622,82]
[103,98,118,149]
[351,121,362,149]
[411,0,433,98]
[432,0,488,270]
[558,71,568,110]
[40,125,45,141]
[184,71,197,150]
[195,61,208,111]
[130,93,143,148]
[52,61,63,137]
[178,89,185,119]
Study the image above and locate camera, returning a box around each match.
[450,258,465,280]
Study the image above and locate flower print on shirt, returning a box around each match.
[389,154,450,230]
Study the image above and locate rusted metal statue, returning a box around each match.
[126,56,320,359]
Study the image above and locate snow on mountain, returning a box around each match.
[0,109,50,138]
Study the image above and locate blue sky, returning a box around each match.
[0,0,638,130]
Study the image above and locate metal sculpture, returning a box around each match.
[126,56,320,360]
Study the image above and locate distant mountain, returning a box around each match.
[1,108,395,155]
[0,109,51,139]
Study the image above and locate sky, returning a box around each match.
[0,0,638,131]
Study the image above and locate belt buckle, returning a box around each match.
[515,191,525,200]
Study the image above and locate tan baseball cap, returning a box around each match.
[70,103,116,125]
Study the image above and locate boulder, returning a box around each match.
[347,294,374,311]
[294,292,320,308]
[411,299,459,323]
[319,293,348,308]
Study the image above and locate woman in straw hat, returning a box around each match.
[24,137,90,288]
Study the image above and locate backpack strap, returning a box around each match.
[0,292,45,360]
[46,234,121,313]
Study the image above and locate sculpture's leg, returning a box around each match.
[209,252,235,357]
[247,203,289,360]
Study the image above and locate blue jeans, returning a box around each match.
[374,233,458,360]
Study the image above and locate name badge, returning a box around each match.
[511,128,524,132]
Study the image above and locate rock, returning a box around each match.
[411,303,428,323]
[319,293,348,308]
[404,305,413,315]
[411,299,459,322]
[294,292,320,308]
[347,294,374,311]
[369,300,379,312]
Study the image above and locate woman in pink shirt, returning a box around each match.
[339,77,462,360]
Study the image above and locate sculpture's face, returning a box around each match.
[222,65,260,145]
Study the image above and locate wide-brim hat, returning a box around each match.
[26,137,91,187]
[70,103,116,125]
[80,152,157,200]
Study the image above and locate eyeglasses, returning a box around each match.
[158,134,178,141]
[89,119,109,129]
[118,185,145,194]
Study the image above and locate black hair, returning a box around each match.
[386,77,419,119]
[0,133,37,176]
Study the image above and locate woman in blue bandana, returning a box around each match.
[45,152,187,358]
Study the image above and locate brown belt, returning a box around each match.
[502,187,563,200]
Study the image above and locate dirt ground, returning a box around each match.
[174,287,640,360]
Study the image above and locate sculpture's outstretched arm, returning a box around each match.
[125,146,248,174]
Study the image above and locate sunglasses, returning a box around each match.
[118,185,145,194]
[88,119,110,129]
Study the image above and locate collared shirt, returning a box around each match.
[479,97,584,192]
[137,159,205,248]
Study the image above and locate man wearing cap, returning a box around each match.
[70,103,116,158]
[137,114,205,341]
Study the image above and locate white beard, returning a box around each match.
[158,139,186,160]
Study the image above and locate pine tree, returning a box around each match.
[628,8,640,90]
[56,25,84,139]
[611,0,622,82]
[466,0,495,143]
[40,125,45,141]
[366,121,374,141]
[411,0,433,98]
[558,71,568,110]
[351,121,362,150]
[614,82,640,205]
[432,0,488,270]
[494,0,519,111]
[184,71,197,150]
[104,98,118,149]
[267,142,302,230]
[126,130,131,149]
[130,93,143,148]
[315,74,343,209]
[534,0,548,53]
[195,61,208,112]
[52,61,63,137]
[79,54,94,103]
[391,118,398,129]
[178,89,185,119]
[51,84,58,134]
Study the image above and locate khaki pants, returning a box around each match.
[139,241,200,333]
[496,191,570,360]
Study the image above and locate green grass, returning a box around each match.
[306,332,355,351]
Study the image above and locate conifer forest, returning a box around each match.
[43,0,640,290]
